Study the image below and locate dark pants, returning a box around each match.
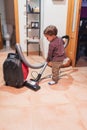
[48,61,62,83]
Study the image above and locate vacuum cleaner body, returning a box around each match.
[3,53,28,87]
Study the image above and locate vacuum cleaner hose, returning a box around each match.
[15,43,45,69]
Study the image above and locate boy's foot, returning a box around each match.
[48,81,57,85]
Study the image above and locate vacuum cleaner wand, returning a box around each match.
[34,62,48,82]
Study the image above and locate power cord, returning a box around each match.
[31,71,39,80]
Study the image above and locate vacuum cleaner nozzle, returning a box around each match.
[24,80,40,91]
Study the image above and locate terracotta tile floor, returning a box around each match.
[0,50,87,130]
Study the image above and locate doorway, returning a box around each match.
[0,0,16,51]
[76,0,87,62]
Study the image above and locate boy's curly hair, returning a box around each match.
[44,25,58,36]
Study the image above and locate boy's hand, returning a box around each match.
[47,62,52,67]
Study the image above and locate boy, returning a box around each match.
[44,25,66,85]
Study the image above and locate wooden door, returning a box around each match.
[66,0,82,66]
[0,16,3,49]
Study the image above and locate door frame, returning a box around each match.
[14,0,20,43]
[66,0,82,66]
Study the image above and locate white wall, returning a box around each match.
[41,0,68,58]
[18,0,26,51]
[18,0,68,57]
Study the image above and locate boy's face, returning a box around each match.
[44,34,56,42]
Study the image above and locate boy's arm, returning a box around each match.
[46,44,54,62]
